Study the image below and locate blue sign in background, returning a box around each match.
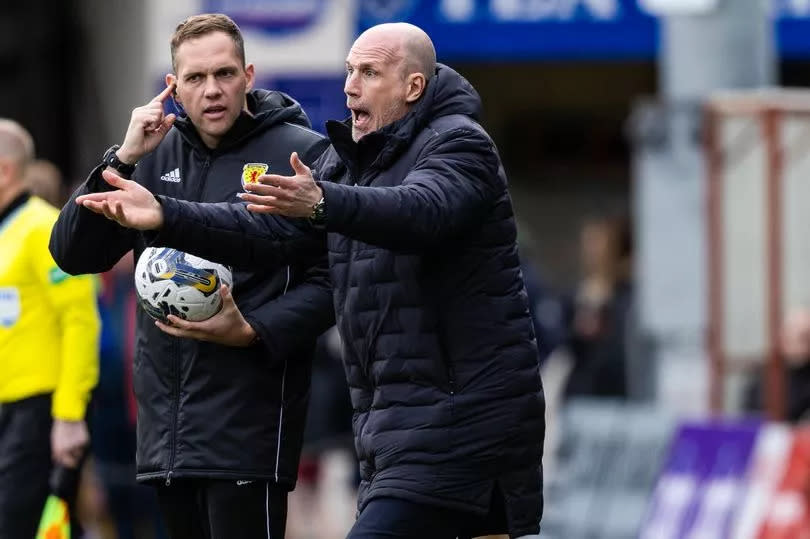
[359,0,659,59]
[358,0,810,60]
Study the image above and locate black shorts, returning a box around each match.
[156,478,289,539]
[0,393,83,538]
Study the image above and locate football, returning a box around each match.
[134,247,233,322]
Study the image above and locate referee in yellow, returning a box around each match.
[0,119,100,537]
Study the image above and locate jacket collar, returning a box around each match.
[0,191,29,229]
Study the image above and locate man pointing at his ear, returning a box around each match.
[50,13,333,539]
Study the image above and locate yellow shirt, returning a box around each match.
[0,194,99,420]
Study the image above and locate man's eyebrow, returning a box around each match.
[346,61,376,70]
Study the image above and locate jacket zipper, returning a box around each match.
[195,155,212,201]
[165,154,211,487]
[166,338,180,485]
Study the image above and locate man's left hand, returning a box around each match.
[155,285,257,347]
[239,152,323,217]
[51,419,89,469]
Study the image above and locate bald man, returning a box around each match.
[74,23,545,538]
[0,119,99,537]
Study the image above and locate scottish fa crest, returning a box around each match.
[242,162,269,189]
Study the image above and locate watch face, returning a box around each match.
[311,199,326,223]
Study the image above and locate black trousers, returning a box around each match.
[156,479,288,539]
[347,488,509,539]
[0,393,83,539]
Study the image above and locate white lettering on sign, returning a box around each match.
[440,0,476,21]
[490,0,619,22]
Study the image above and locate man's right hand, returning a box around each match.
[75,170,165,230]
[116,84,177,165]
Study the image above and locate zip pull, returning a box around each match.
[165,471,173,486]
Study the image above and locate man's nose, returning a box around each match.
[204,75,222,97]
[344,71,359,98]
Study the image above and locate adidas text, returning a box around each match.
[160,168,181,183]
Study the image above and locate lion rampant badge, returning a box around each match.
[241,163,269,189]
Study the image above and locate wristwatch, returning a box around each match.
[102,145,136,176]
[310,196,327,225]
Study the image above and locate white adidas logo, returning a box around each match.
[160,168,181,183]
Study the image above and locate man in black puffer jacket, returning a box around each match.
[49,14,334,539]
[74,22,545,538]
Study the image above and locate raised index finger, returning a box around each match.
[151,83,176,104]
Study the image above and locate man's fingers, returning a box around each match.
[133,106,164,132]
[100,201,118,221]
[243,182,284,196]
[158,113,177,134]
[101,169,130,189]
[78,199,105,214]
[156,319,193,338]
[112,200,126,222]
[256,174,296,189]
[239,194,283,209]
[246,203,282,215]
[290,152,311,176]
[164,315,203,331]
[54,450,78,469]
[220,284,233,302]
[77,192,115,205]
[152,83,176,104]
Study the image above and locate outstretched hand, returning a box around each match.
[239,152,323,218]
[155,285,257,347]
[75,170,165,230]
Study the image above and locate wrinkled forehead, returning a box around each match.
[346,33,403,68]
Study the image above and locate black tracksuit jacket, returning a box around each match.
[49,90,334,487]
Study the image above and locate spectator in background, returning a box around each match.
[24,158,65,207]
[563,214,635,400]
[517,222,566,365]
[0,118,100,537]
[746,306,810,422]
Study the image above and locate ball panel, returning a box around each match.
[134,247,233,322]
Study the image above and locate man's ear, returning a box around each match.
[166,73,179,102]
[245,63,255,93]
[405,73,426,104]
[0,158,14,188]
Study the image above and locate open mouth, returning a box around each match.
[203,105,227,119]
[351,108,371,129]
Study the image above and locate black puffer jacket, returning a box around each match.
[151,66,545,536]
[49,90,334,487]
